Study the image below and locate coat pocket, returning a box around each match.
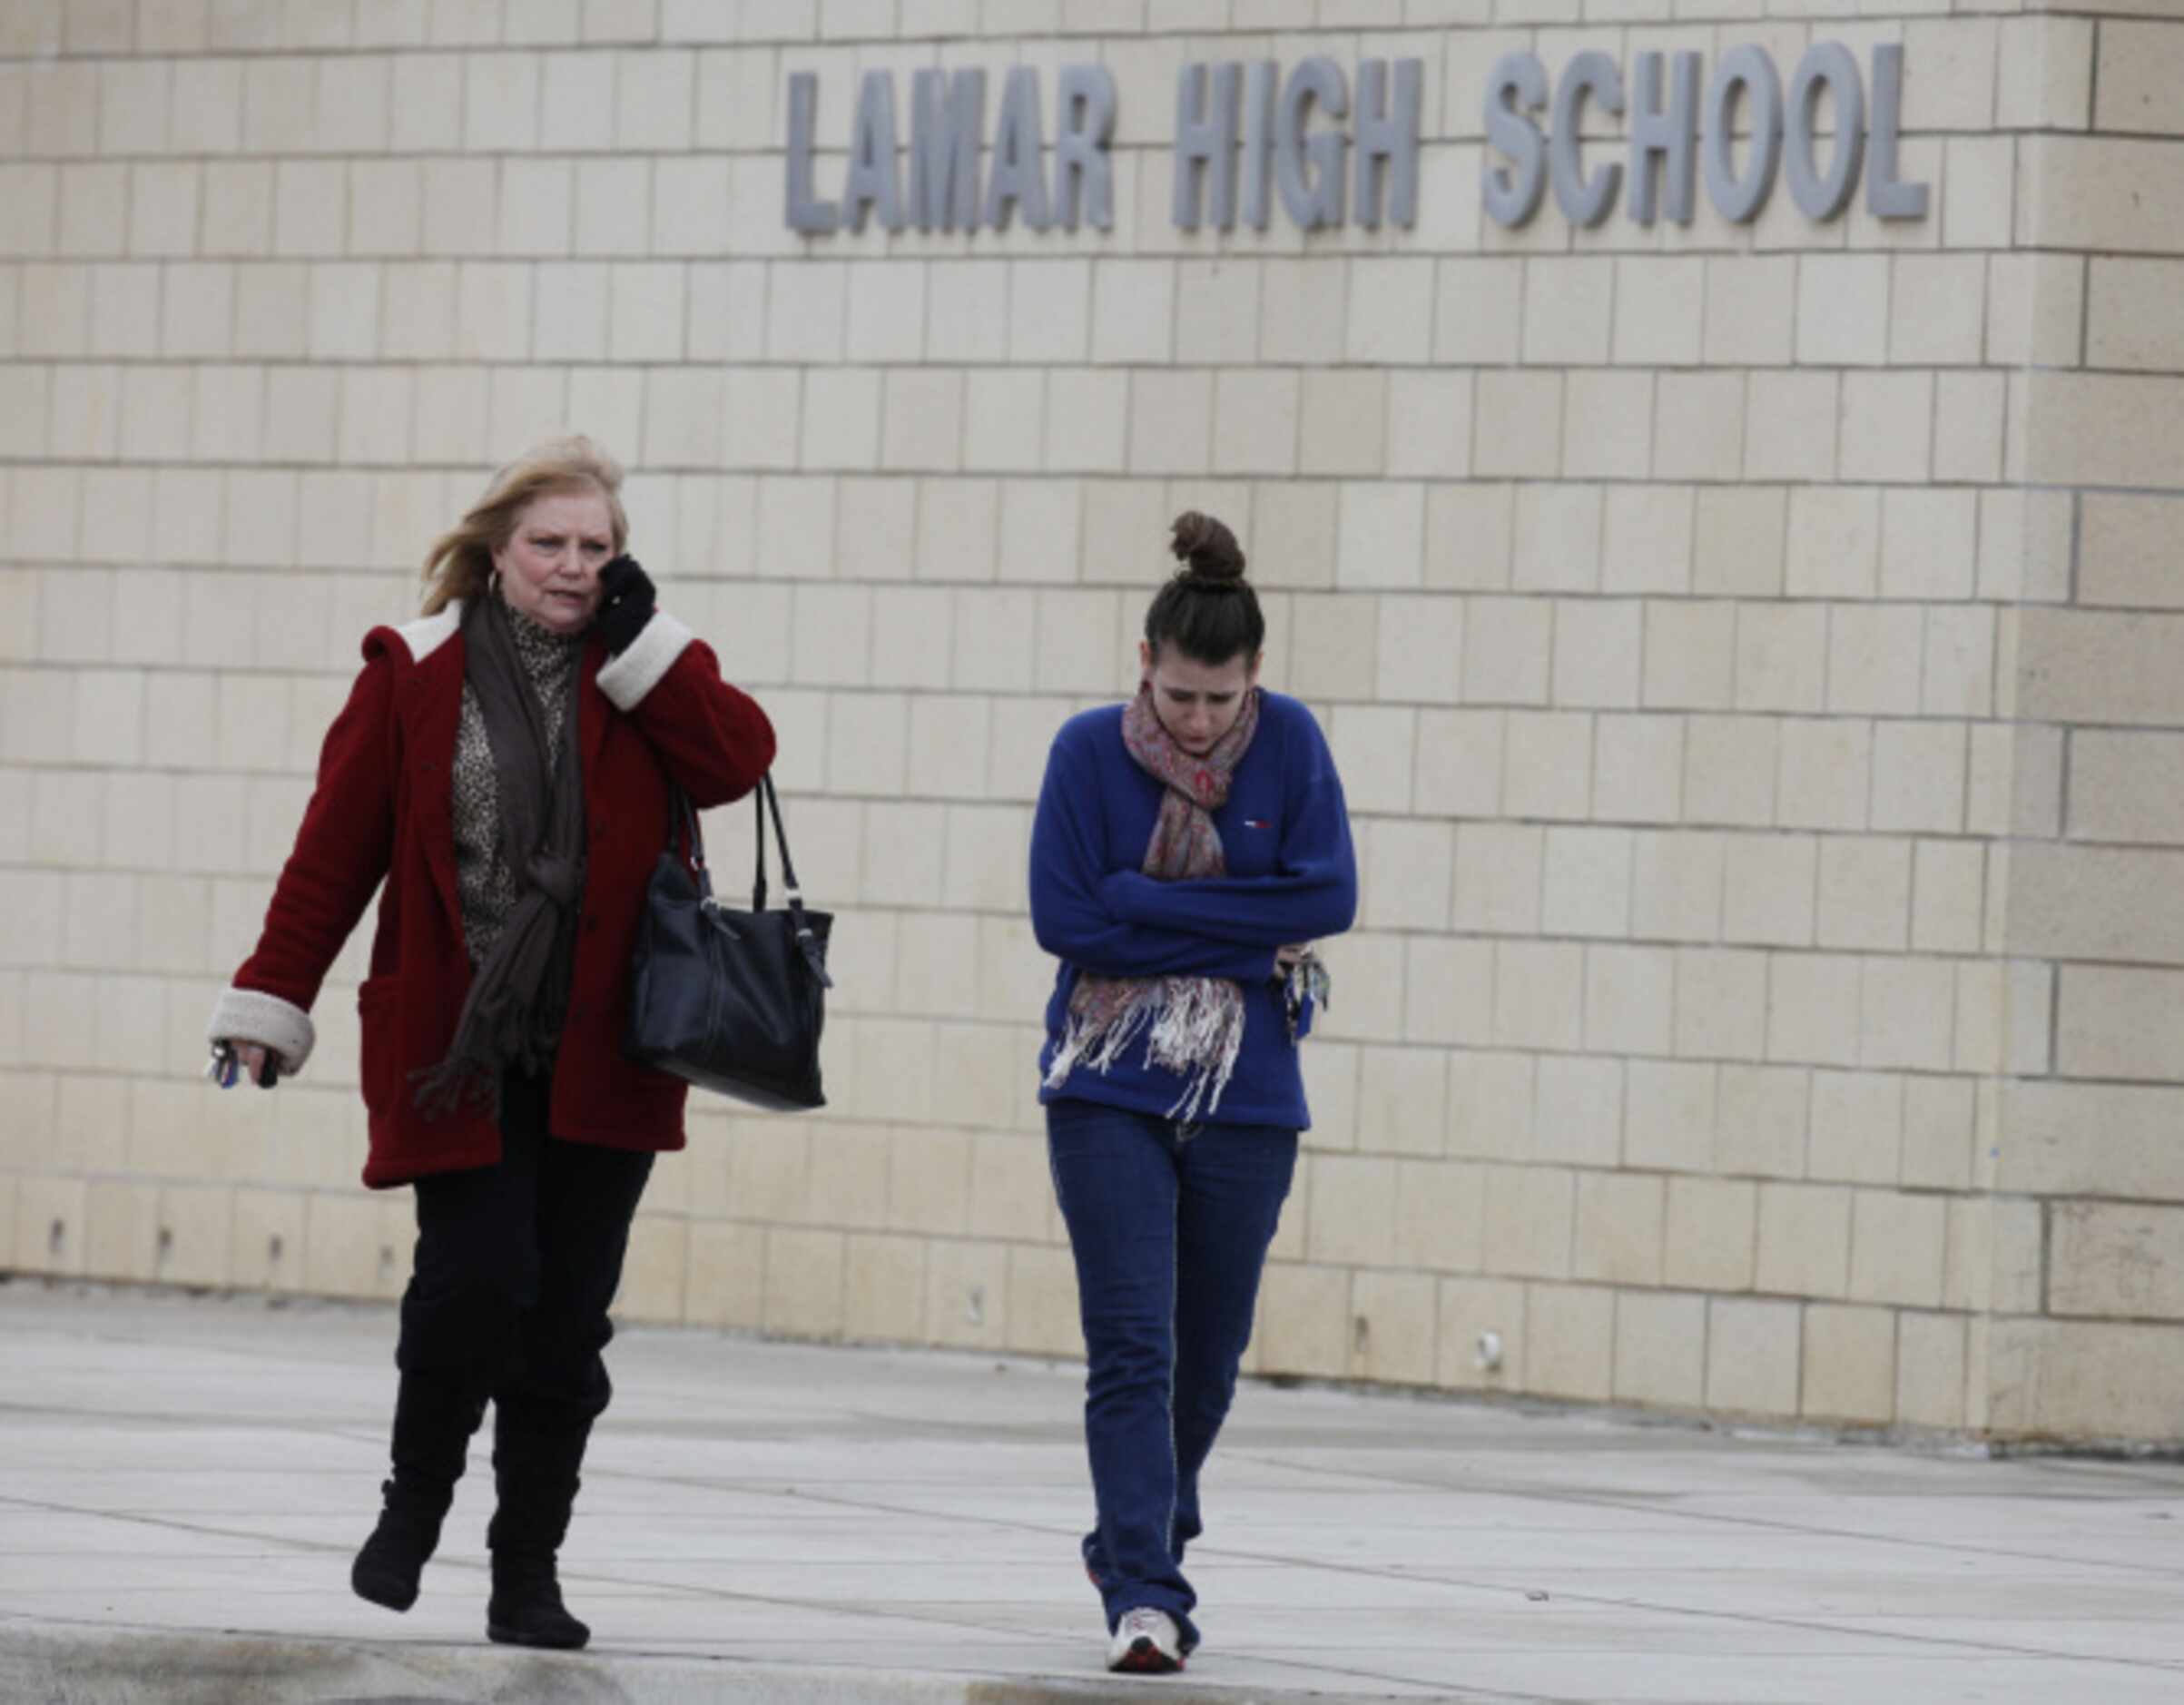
[357,976,396,1116]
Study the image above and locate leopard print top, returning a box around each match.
[451,607,584,966]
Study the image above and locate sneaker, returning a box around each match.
[1107,1606,1185,1674]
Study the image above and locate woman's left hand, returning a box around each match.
[1275,943,1312,976]
[595,555,657,654]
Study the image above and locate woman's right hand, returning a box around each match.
[1275,943,1311,976]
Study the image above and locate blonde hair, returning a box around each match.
[420,436,630,616]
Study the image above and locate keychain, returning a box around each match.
[205,1041,280,1089]
[1279,950,1332,1045]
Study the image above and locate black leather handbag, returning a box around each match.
[625,774,832,1110]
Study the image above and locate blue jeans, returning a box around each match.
[1046,1099,1299,1651]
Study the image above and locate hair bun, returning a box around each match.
[1169,511,1246,583]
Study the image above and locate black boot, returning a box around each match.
[350,1373,486,1613]
[350,1477,448,1611]
[487,1553,590,1650]
[485,1409,593,1649]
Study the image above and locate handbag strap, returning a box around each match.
[669,785,713,901]
[662,778,798,909]
[751,772,804,912]
[755,774,831,989]
[665,774,831,989]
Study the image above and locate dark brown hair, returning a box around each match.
[1144,511,1264,665]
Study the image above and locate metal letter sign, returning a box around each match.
[909,68,982,232]
[1353,58,1422,230]
[1054,64,1117,232]
[1175,62,1241,230]
[780,43,1920,238]
[1864,46,1928,221]
[841,71,903,232]
[1701,46,1783,224]
[1275,57,1349,231]
[1550,52,1623,228]
[1483,41,1927,229]
[1627,51,1701,226]
[784,72,838,234]
[787,64,1114,236]
[1784,43,1864,221]
[985,66,1051,232]
[1483,53,1549,227]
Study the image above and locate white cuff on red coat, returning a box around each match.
[207,987,315,1076]
[597,610,694,712]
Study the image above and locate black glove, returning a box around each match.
[595,554,656,655]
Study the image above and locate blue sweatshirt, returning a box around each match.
[1028,690,1358,1130]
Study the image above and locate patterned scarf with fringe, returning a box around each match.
[1045,681,1263,1123]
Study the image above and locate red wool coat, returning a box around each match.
[209,601,776,1188]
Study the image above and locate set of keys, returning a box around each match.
[204,1041,280,1089]
[1278,948,1331,1046]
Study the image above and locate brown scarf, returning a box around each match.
[413,594,588,1116]
[1044,681,1262,1122]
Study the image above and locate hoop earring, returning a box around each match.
[487,567,502,598]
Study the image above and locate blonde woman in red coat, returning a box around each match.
[207,438,774,1649]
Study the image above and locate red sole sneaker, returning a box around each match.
[1112,1638,1184,1675]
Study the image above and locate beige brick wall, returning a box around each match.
[5,0,2184,1444]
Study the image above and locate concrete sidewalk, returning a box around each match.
[3,1287,2184,1704]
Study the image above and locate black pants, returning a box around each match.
[391,1069,654,1560]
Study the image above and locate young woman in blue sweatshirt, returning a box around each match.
[1028,511,1357,1674]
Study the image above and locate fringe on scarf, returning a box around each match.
[1044,975,1246,1125]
